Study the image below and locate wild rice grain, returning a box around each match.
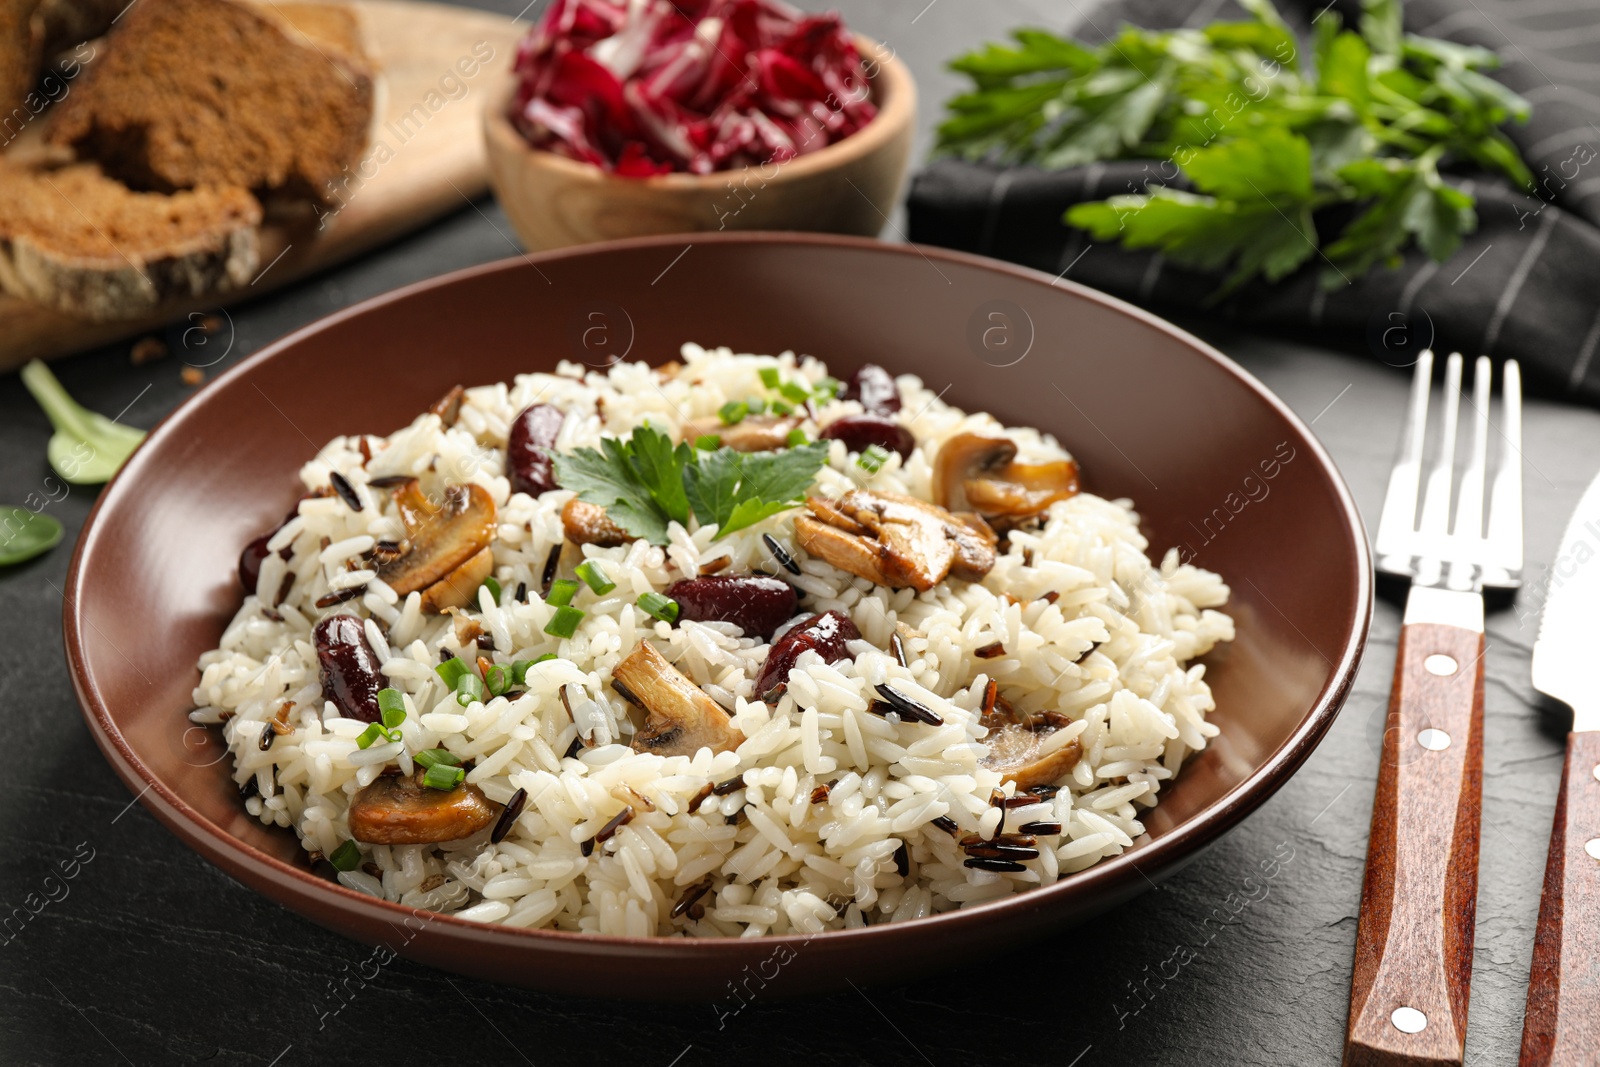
[315,586,366,608]
[540,545,561,594]
[671,880,714,919]
[872,685,942,726]
[491,788,528,844]
[762,533,800,575]
[329,471,362,512]
[890,631,907,668]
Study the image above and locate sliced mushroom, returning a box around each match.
[562,498,633,546]
[419,547,493,613]
[683,414,799,452]
[347,769,498,844]
[377,480,497,615]
[793,490,997,591]
[979,703,1084,791]
[613,641,743,757]
[932,432,1079,528]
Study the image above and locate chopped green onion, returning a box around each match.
[637,591,680,623]
[746,397,767,415]
[422,763,466,791]
[759,367,782,389]
[815,377,841,401]
[377,688,406,723]
[786,428,809,447]
[575,559,615,594]
[695,434,721,450]
[356,722,385,749]
[455,674,485,707]
[481,575,502,603]
[778,381,811,405]
[544,605,585,639]
[546,578,580,607]
[413,748,462,771]
[435,656,469,688]
[719,400,749,426]
[857,444,891,473]
[770,399,794,416]
[329,840,362,871]
[536,652,558,663]
[484,663,512,696]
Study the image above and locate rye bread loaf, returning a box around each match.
[0,0,43,130]
[0,160,262,320]
[47,0,373,202]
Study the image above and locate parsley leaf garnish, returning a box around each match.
[554,428,828,545]
[938,0,1533,292]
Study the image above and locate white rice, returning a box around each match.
[192,344,1234,936]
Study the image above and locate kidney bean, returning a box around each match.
[819,413,915,460]
[238,507,302,593]
[314,614,384,723]
[841,364,901,414]
[667,575,798,639]
[754,610,861,701]
[507,403,566,497]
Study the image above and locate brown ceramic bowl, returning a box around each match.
[483,36,915,250]
[64,233,1371,1000]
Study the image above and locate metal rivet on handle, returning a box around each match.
[1424,654,1458,676]
[1586,839,1600,862]
[1417,729,1451,751]
[1391,1007,1428,1034]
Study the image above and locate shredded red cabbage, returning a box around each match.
[510,0,878,177]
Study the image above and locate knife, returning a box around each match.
[1521,469,1600,1064]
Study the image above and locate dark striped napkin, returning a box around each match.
[906,0,1600,402]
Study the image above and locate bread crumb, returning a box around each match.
[131,336,167,365]
[181,366,205,386]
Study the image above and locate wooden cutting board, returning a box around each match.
[0,0,525,369]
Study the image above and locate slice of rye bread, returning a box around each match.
[47,0,374,203]
[0,160,262,321]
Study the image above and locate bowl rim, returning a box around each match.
[63,230,1373,955]
[482,33,916,189]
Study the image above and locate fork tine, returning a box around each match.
[1487,358,1524,583]
[1452,355,1491,541]
[1376,350,1434,565]
[1418,352,1463,538]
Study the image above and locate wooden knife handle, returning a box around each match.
[1519,730,1600,1065]
[1345,622,1485,1067]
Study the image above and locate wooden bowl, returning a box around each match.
[65,233,1371,1000]
[483,39,916,250]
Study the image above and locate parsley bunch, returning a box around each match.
[936,0,1532,294]
[554,425,829,545]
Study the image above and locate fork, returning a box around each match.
[1344,350,1523,1067]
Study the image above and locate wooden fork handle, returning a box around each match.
[1518,730,1600,1065]
[1345,621,1485,1067]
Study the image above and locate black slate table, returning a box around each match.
[2,2,1589,1064]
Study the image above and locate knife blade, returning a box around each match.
[1520,468,1600,1065]
[1531,472,1600,730]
